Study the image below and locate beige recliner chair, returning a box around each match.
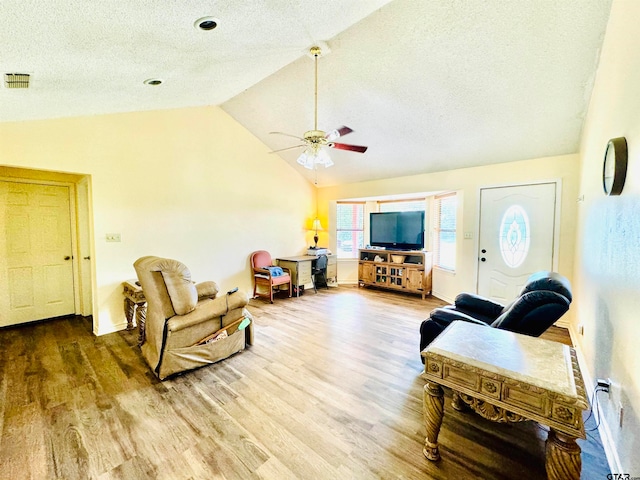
[134,256,254,380]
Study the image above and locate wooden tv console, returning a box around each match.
[358,248,432,299]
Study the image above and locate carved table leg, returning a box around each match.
[124,298,135,331]
[451,391,468,411]
[545,429,582,480]
[136,303,147,346]
[423,382,445,461]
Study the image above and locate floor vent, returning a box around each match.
[4,73,30,88]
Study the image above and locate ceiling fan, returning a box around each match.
[270,45,368,170]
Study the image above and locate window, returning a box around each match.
[379,199,425,213]
[336,202,364,258]
[433,193,457,270]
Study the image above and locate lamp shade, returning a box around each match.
[311,218,323,233]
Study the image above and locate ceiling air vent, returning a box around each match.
[4,73,30,88]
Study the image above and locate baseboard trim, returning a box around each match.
[95,320,129,336]
[568,324,622,474]
[432,290,454,304]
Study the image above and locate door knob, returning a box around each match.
[481,249,487,253]
[84,256,91,260]
[64,256,71,260]
[481,257,486,262]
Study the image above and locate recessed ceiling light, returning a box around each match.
[194,16,219,31]
[143,78,163,86]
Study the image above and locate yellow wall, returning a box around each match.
[0,106,314,334]
[319,153,580,304]
[573,0,640,473]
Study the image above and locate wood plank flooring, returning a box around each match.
[0,286,610,479]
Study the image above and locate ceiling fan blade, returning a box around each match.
[325,125,354,141]
[269,144,306,154]
[269,131,306,141]
[330,142,368,153]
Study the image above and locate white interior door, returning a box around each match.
[0,181,75,327]
[477,183,557,303]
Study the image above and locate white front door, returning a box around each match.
[477,182,557,303]
[0,181,76,327]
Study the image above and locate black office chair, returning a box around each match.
[311,254,329,293]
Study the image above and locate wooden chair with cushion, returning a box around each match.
[250,250,292,303]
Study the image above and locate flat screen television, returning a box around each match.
[370,211,425,251]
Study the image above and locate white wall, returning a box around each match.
[573,0,640,474]
[0,106,314,335]
[319,154,579,305]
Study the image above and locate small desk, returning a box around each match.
[421,322,588,480]
[123,279,147,346]
[276,255,337,296]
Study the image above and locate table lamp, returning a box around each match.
[311,218,323,248]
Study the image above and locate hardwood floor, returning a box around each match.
[0,286,609,479]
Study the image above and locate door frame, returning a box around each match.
[76,176,94,317]
[474,179,563,294]
[1,175,93,320]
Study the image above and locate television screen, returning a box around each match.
[370,211,425,250]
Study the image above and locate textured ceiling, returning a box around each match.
[1,1,612,187]
[0,0,390,120]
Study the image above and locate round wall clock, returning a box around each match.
[603,137,628,196]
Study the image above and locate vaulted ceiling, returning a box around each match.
[0,1,612,186]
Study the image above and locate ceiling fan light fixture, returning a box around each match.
[296,150,314,170]
[315,148,333,168]
[297,147,334,170]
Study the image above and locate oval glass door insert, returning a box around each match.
[499,205,530,268]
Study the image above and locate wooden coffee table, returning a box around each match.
[421,321,588,480]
